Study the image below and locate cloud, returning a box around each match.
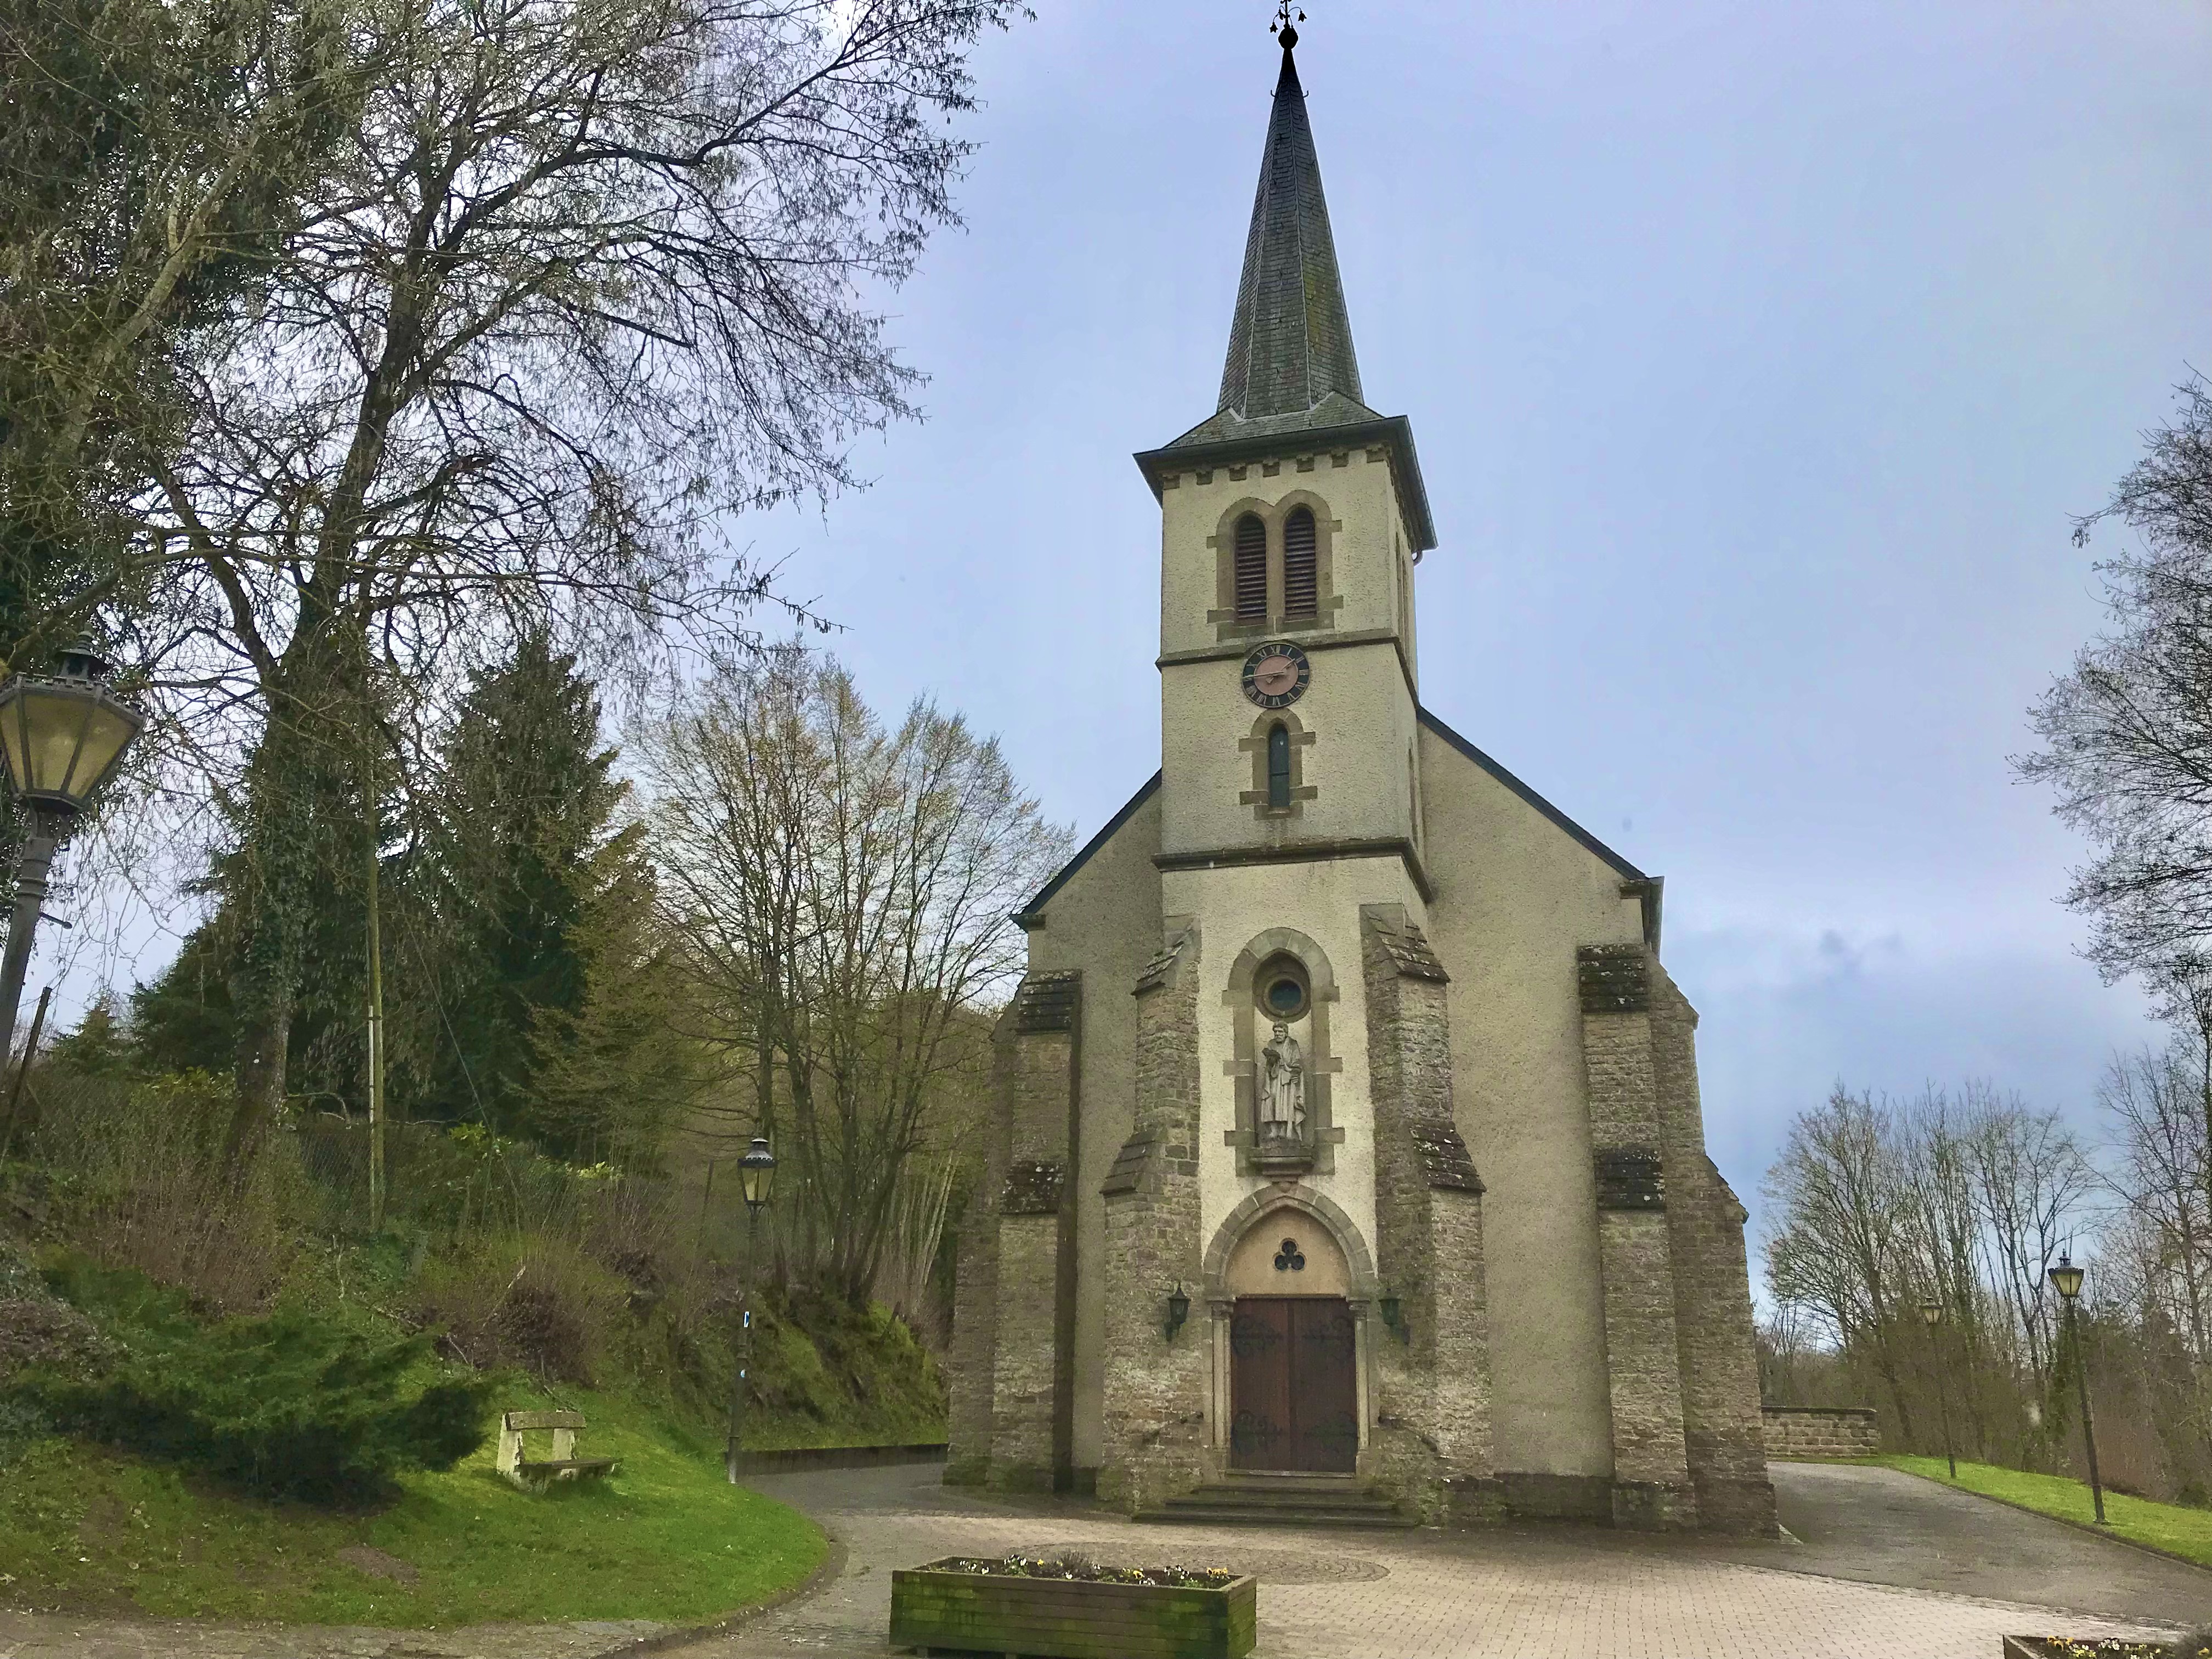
[1670,921,2154,1255]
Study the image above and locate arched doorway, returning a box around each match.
[1222,1210,1359,1471]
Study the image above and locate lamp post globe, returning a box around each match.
[2049,1255,2085,1305]
[0,643,145,1057]
[738,1135,777,1212]
[1918,1300,1940,1327]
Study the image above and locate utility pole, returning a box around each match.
[363,727,387,1233]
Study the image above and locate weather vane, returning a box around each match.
[1271,3,1305,46]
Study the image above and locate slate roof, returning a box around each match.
[1179,37,1372,447]
[1139,35,1437,553]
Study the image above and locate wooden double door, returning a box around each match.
[1228,1296,1359,1472]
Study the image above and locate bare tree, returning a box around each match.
[1960,1084,2094,1390]
[1762,1086,1918,1438]
[2101,1043,2212,1406]
[76,0,1028,1156]
[2017,374,2212,988]
[642,646,1068,1304]
[0,0,371,662]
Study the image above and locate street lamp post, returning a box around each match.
[2047,1254,2106,1526]
[727,1135,777,1485]
[1918,1300,1957,1479]
[0,644,145,1057]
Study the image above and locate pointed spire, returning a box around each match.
[1215,21,1365,427]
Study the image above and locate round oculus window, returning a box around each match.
[1262,973,1308,1022]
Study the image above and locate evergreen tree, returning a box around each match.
[404,634,667,1159]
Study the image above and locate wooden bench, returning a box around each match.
[495,1409,619,1489]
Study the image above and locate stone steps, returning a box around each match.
[1133,1475,1418,1530]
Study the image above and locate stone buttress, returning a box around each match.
[1360,905,1500,1523]
[945,969,1080,1490]
[1097,926,1211,1513]
[1649,967,1776,1533]
[1576,943,1774,1532]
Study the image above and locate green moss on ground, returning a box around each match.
[0,1385,824,1626]
[1884,1455,2212,1567]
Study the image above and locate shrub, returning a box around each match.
[15,1261,490,1501]
[20,1068,302,1312]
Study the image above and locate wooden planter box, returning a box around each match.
[889,1558,1257,1659]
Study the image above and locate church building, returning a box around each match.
[946,21,1775,1535]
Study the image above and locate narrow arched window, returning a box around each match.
[1267,722,1291,809]
[1233,514,1267,620]
[1283,507,1318,619]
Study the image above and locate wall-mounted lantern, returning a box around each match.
[1379,1290,1409,1344]
[1164,1283,1190,1342]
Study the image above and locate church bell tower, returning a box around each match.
[947,11,1776,1541]
[1136,17,1436,882]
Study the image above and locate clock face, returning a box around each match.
[1241,641,1311,709]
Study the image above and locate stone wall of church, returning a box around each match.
[946,970,1080,1492]
[1359,905,1499,1524]
[1016,786,1163,1479]
[1418,721,1635,1492]
[1098,929,1212,1513]
[1578,944,1697,1531]
[1650,962,1776,1534]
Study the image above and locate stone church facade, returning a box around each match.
[946,29,1775,1535]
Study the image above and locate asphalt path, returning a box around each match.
[1758,1459,2212,1626]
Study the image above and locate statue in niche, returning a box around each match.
[1259,1022,1306,1141]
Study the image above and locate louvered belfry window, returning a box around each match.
[1284,507,1318,619]
[1233,514,1267,620]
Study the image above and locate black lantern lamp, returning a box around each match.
[1164,1283,1190,1342]
[0,642,144,1057]
[725,1134,777,1483]
[2046,1253,2106,1525]
[738,1135,777,1213]
[2049,1255,2085,1305]
[1917,1300,1956,1477]
[1379,1289,1409,1344]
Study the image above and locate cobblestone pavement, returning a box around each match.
[1,1460,2199,1659]
[675,1463,2186,1659]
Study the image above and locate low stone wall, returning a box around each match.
[1761,1406,1881,1460]
[731,1443,947,1477]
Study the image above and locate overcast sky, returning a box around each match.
[740,0,2212,1246]
[35,1,2210,1260]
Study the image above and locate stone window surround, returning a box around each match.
[1204,492,1345,641]
[1221,926,1344,1178]
[1238,708,1318,821]
[1199,1184,1381,1462]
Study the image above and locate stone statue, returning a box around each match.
[1259,1022,1305,1140]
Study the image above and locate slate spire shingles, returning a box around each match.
[1139,25,1436,551]
[1216,35,1365,427]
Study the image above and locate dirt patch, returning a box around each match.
[75,1489,134,1548]
[336,1544,420,1585]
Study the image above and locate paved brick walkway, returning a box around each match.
[682,1464,2186,1659]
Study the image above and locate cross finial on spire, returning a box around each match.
[1271,3,1304,50]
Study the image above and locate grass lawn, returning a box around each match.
[1884,1454,2212,1568]
[0,1384,825,1627]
